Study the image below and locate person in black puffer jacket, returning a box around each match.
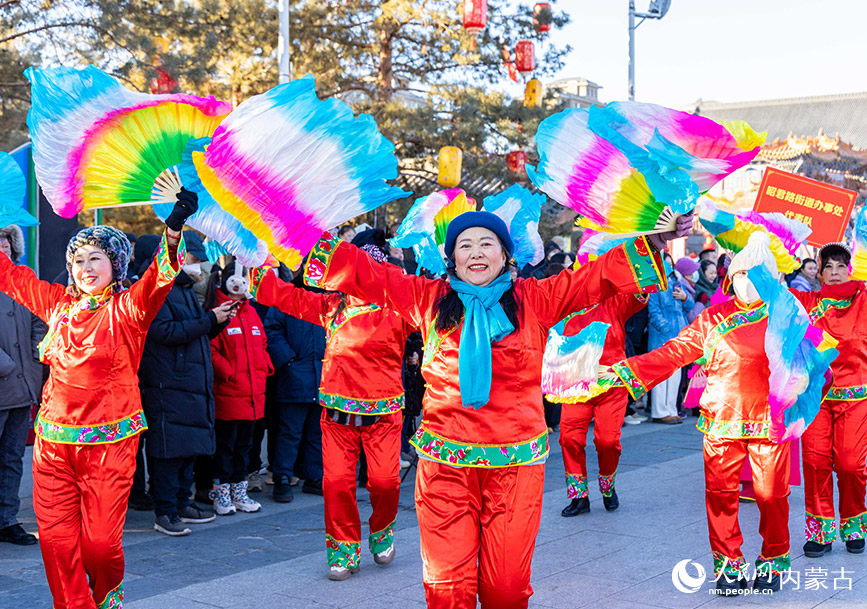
[139,233,235,536]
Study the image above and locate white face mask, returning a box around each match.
[690,271,699,282]
[183,262,202,276]
[732,275,760,304]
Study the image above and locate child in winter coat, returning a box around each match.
[205,262,274,515]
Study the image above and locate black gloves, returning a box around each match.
[165,187,199,232]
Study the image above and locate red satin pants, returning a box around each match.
[33,435,138,609]
[559,387,627,498]
[802,398,867,542]
[416,458,545,609]
[704,435,790,574]
[321,410,401,568]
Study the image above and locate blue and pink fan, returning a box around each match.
[482,184,545,267]
[0,152,38,227]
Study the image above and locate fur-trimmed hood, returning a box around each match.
[0,224,25,262]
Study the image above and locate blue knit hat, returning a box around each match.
[66,225,132,290]
[444,211,514,261]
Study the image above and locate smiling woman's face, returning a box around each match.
[453,227,507,286]
[71,244,114,295]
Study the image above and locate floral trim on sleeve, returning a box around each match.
[304,232,341,290]
[411,425,548,468]
[369,521,395,554]
[805,512,837,544]
[598,471,616,498]
[825,385,867,402]
[623,237,666,295]
[157,231,186,284]
[248,266,270,300]
[696,413,769,439]
[611,361,647,401]
[97,581,124,609]
[326,535,360,569]
[319,391,404,415]
[840,511,867,541]
[713,552,749,580]
[565,473,588,499]
[35,410,147,445]
[755,553,791,577]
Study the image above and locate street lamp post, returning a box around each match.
[628,0,671,101]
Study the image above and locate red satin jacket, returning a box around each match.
[295,233,666,468]
[252,273,414,415]
[792,281,867,401]
[210,292,274,421]
[614,299,772,439]
[0,233,183,444]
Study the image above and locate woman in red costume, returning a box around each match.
[550,293,647,517]
[296,210,687,608]
[249,240,414,581]
[0,193,196,608]
[792,242,867,557]
[613,232,793,595]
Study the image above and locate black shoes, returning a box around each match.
[0,523,37,546]
[846,539,865,554]
[302,479,324,496]
[804,540,832,557]
[128,490,154,511]
[753,572,782,592]
[561,497,590,517]
[603,490,619,512]
[273,475,294,503]
[715,576,748,595]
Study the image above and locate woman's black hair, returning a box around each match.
[434,235,520,333]
[699,259,716,277]
[821,246,850,269]
[800,257,816,271]
[202,262,229,311]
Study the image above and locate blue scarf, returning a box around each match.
[450,273,516,409]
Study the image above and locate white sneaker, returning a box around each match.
[623,414,643,426]
[210,483,236,516]
[373,545,395,565]
[399,459,410,469]
[230,481,262,513]
[328,565,360,581]
[631,412,648,422]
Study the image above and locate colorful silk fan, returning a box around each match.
[0,152,38,226]
[573,228,626,270]
[542,320,613,403]
[482,184,545,267]
[748,264,838,442]
[391,188,475,274]
[850,205,867,280]
[153,138,270,267]
[183,75,410,268]
[25,66,233,218]
[528,101,763,236]
[699,199,810,273]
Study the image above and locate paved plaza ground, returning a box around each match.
[1,416,865,608]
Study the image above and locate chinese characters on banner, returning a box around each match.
[754,167,858,247]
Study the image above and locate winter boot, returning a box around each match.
[231,481,262,513]
[210,482,236,516]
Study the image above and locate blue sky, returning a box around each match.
[539,0,867,107]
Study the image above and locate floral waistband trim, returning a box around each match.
[696,413,770,439]
[825,385,867,402]
[319,391,405,415]
[411,424,548,468]
[35,410,147,445]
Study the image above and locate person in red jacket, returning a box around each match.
[792,242,867,557]
[549,293,647,517]
[205,262,274,516]
[294,210,687,608]
[0,193,195,609]
[250,241,415,581]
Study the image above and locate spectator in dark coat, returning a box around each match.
[0,225,46,545]
[264,274,326,503]
[139,237,235,536]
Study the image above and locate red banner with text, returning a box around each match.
[753,167,857,247]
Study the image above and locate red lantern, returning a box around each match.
[507,151,528,175]
[533,3,552,33]
[514,40,535,77]
[463,0,487,37]
[149,67,178,94]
